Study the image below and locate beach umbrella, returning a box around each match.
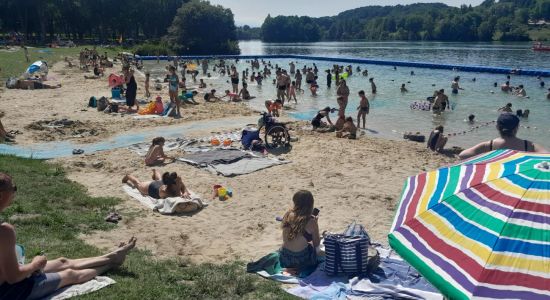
[24,60,48,76]
[388,149,550,300]
[108,74,124,88]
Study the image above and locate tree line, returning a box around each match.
[0,0,186,43]
[261,0,550,42]
[0,0,240,55]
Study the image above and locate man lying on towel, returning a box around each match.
[122,170,190,199]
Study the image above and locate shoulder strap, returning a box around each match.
[489,139,493,151]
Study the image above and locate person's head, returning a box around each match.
[211,89,216,95]
[145,72,150,78]
[519,84,524,89]
[169,66,176,73]
[497,113,520,137]
[275,99,282,105]
[358,90,365,96]
[369,77,374,82]
[468,114,475,122]
[161,172,178,186]
[282,190,315,240]
[346,116,353,123]
[200,79,204,83]
[506,103,512,108]
[505,81,510,86]
[291,81,296,86]
[435,125,444,133]
[225,90,230,95]
[516,109,523,117]
[523,109,530,118]
[0,173,16,212]
[322,106,331,113]
[152,137,165,146]
[341,80,346,85]
[494,82,498,87]
[439,89,445,93]
[454,76,459,81]
[401,83,406,88]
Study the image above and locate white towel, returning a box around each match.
[122,185,207,214]
[43,276,115,300]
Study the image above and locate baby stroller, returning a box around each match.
[258,112,291,149]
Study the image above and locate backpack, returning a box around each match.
[88,96,97,108]
[97,97,108,111]
[6,77,17,89]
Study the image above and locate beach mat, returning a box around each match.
[178,149,251,167]
[42,276,115,300]
[206,157,290,177]
[127,138,195,156]
[122,185,207,215]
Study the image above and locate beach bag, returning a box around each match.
[88,96,97,108]
[324,234,369,277]
[97,97,108,111]
[6,77,18,89]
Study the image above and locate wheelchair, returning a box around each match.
[258,112,291,149]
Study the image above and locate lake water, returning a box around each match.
[144,41,550,150]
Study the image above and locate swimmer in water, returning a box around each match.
[400,83,408,93]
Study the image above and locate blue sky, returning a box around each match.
[208,0,485,26]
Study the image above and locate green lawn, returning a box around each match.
[0,156,296,299]
[528,27,550,41]
[0,46,121,82]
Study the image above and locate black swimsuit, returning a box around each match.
[148,181,163,199]
[489,140,531,151]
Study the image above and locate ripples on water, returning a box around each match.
[143,41,550,149]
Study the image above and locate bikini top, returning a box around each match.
[489,139,531,152]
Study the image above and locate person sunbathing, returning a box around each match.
[458,113,546,160]
[0,173,137,300]
[122,170,190,199]
[336,117,357,139]
[144,137,173,166]
[279,190,320,273]
[11,80,61,90]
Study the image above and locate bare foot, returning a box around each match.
[109,237,137,265]
[122,175,129,184]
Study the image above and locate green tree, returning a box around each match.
[164,0,239,54]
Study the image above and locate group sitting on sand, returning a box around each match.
[0,172,137,300]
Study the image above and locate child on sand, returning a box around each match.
[238,83,255,100]
[265,100,283,117]
[199,79,207,89]
[223,90,241,102]
[336,117,358,139]
[356,90,369,129]
[145,137,173,166]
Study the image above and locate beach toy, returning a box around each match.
[223,139,232,147]
[211,137,220,146]
[212,184,222,199]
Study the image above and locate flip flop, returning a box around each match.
[72,149,84,155]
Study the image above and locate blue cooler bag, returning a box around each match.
[241,127,260,150]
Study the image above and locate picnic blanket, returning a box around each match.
[127,138,195,156]
[206,157,291,177]
[178,149,251,167]
[122,185,207,215]
[249,244,441,300]
[42,276,115,300]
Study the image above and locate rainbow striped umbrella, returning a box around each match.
[388,149,550,300]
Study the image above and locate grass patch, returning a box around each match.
[0,46,122,81]
[0,155,295,299]
[528,27,550,41]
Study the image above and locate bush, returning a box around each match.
[133,42,174,56]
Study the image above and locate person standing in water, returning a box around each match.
[369,78,377,94]
[326,70,332,88]
[357,90,369,129]
[451,76,463,94]
[295,70,303,92]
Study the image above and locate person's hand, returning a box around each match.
[31,255,47,272]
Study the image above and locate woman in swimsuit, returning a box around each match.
[168,66,181,118]
[459,113,546,160]
[279,190,320,273]
[122,170,190,199]
[336,80,350,112]
[311,107,333,129]
[0,173,137,300]
[144,137,173,166]
[230,67,239,94]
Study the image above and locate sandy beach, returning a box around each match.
[2,59,457,263]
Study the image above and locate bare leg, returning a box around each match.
[123,174,150,195]
[152,169,161,181]
[362,113,366,129]
[45,237,137,273]
[57,265,112,289]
